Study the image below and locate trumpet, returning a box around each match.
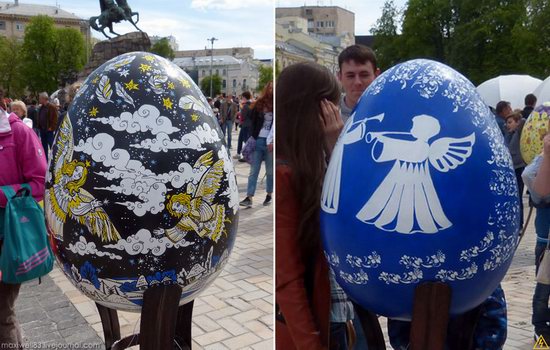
[366,131,410,143]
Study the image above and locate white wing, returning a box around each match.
[428,133,475,172]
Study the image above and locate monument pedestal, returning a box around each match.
[79,32,151,80]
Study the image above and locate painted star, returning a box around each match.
[89,107,99,117]
[163,97,173,110]
[179,78,191,89]
[92,76,100,84]
[167,81,175,90]
[139,64,152,73]
[144,55,155,62]
[125,79,139,91]
[191,114,199,122]
[119,69,130,77]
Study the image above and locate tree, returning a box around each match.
[55,28,86,86]
[257,65,273,92]
[21,15,87,95]
[151,38,175,60]
[0,36,25,98]
[370,0,402,70]
[200,74,222,97]
[21,15,58,95]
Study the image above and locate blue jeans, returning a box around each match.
[237,126,249,155]
[40,130,54,160]
[246,137,273,197]
[222,120,233,149]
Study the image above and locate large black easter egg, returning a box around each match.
[45,52,239,311]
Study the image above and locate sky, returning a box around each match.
[276,0,407,35]
[33,0,274,59]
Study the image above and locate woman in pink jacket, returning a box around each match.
[0,109,47,346]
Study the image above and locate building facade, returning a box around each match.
[276,15,353,73]
[276,6,355,42]
[0,1,90,44]
[173,54,260,96]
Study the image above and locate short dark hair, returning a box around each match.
[338,45,378,71]
[525,93,537,107]
[496,101,510,115]
[242,91,251,100]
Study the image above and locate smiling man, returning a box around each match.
[337,45,381,123]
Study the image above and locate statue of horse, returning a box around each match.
[89,0,142,39]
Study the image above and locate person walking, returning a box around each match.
[240,82,273,208]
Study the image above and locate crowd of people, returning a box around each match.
[275,44,550,350]
[209,83,274,208]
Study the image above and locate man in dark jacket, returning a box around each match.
[220,94,238,149]
[236,91,252,161]
[37,92,58,159]
[522,93,537,119]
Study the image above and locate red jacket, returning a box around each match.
[276,163,331,350]
[0,113,47,207]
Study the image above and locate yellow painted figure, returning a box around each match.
[521,103,550,164]
[45,116,121,242]
[155,151,228,243]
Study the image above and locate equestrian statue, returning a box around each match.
[89,0,142,39]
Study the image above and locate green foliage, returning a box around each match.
[0,36,25,98]
[258,65,273,92]
[200,74,222,97]
[21,15,87,95]
[150,38,175,60]
[371,0,550,85]
[22,15,58,94]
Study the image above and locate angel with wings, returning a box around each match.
[356,114,475,234]
[45,116,121,242]
[154,151,228,243]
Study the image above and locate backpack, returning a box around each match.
[242,136,256,164]
[0,184,53,284]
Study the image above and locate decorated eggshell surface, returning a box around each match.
[520,102,550,164]
[321,59,520,320]
[45,52,239,311]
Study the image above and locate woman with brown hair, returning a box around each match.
[276,62,382,349]
[240,81,274,208]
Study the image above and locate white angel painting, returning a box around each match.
[321,112,384,213]
[154,151,228,243]
[356,114,475,234]
[45,116,121,243]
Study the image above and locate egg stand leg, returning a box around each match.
[409,282,451,350]
[96,284,195,349]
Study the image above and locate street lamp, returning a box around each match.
[207,37,218,98]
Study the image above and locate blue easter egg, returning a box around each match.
[320,59,520,320]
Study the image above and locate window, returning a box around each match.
[223,80,226,88]
[16,22,24,31]
[223,69,226,75]
[0,21,5,30]
[305,9,312,15]
[215,69,219,76]
[202,70,205,76]
[243,79,247,89]
[307,19,314,29]
[232,79,236,88]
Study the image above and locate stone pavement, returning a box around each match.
[16,127,274,350]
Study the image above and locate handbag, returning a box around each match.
[537,238,550,285]
[242,136,256,164]
[0,184,53,284]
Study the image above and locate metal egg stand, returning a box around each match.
[96,285,194,350]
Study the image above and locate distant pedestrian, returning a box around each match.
[37,92,58,159]
[236,91,253,161]
[522,93,537,119]
[240,82,273,208]
[220,94,238,149]
[495,101,512,136]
